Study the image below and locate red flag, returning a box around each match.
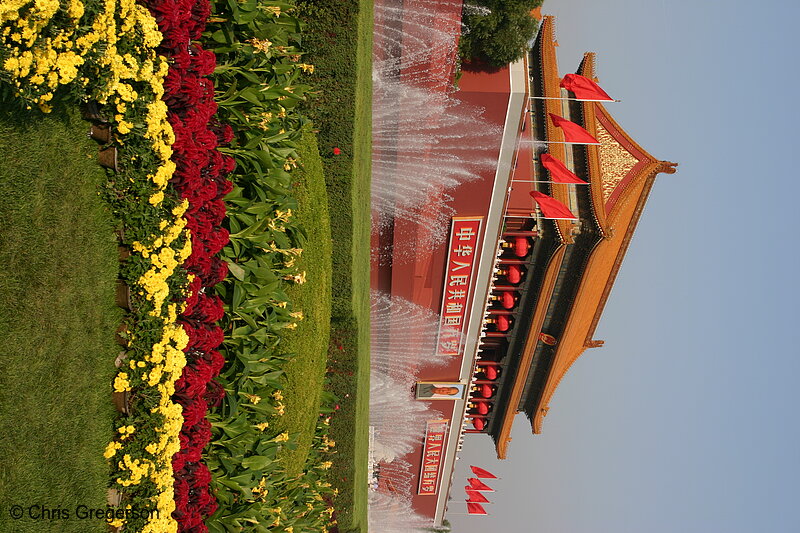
[549,113,599,144]
[539,153,587,184]
[470,465,498,479]
[560,73,614,101]
[529,191,577,220]
[465,489,490,503]
[467,502,488,515]
[468,478,494,492]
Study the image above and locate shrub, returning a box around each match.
[460,0,543,67]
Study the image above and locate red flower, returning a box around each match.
[204,379,225,408]
[205,257,229,286]
[173,475,190,513]
[192,47,217,77]
[180,398,208,427]
[333,147,341,155]
[207,350,225,375]
[192,463,212,488]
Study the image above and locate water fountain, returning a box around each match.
[368,492,435,533]
[368,290,461,531]
[369,1,497,530]
[371,0,501,265]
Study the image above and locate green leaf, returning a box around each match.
[241,454,272,471]
[228,261,246,281]
[232,282,244,310]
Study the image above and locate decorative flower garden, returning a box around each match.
[0,0,363,531]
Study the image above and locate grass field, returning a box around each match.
[0,0,374,529]
[298,0,373,530]
[272,126,334,475]
[0,104,121,533]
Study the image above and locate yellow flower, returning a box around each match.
[113,373,130,392]
[104,441,122,459]
[243,393,262,405]
[283,271,306,284]
[149,191,164,205]
[248,37,273,53]
[117,120,134,134]
[274,432,289,443]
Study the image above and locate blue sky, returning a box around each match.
[449,1,800,531]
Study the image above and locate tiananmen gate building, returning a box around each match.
[369,11,677,527]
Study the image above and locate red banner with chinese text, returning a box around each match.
[436,217,483,358]
[418,419,450,495]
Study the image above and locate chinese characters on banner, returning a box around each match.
[436,217,483,358]
[418,419,449,495]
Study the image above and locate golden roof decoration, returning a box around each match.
[595,120,640,202]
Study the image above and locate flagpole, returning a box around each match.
[503,214,577,221]
[523,138,601,145]
[529,96,621,102]
[511,180,589,184]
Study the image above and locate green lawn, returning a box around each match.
[0,103,120,533]
[272,126,333,475]
[298,0,373,530]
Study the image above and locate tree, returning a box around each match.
[460,0,542,67]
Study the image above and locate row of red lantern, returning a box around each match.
[464,236,535,431]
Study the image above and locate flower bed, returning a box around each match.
[2,2,193,530]
[202,1,339,531]
[137,0,235,528]
[2,2,341,531]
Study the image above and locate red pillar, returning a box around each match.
[503,230,539,237]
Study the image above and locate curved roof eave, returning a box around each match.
[494,244,567,459]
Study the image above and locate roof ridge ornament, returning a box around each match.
[660,161,679,174]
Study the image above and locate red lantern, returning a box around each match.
[472,418,485,430]
[513,237,530,257]
[506,265,522,284]
[500,291,516,309]
[495,315,510,332]
[484,366,498,380]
